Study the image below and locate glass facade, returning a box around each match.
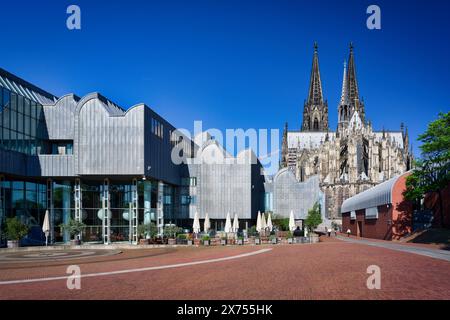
[0,87,48,155]
[1,179,48,245]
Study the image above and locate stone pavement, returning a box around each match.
[336,235,450,262]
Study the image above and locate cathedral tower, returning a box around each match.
[338,43,365,131]
[301,42,329,132]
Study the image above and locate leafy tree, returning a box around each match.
[60,219,86,240]
[5,217,29,241]
[137,222,158,239]
[304,202,322,233]
[163,225,182,239]
[404,112,450,227]
[271,213,290,231]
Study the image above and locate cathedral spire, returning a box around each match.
[339,60,349,106]
[346,42,365,122]
[307,41,324,106]
[302,42,329,132]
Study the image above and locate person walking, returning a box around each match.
[347,228,351,237]
[327,227,331,237]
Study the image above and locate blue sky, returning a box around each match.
[1,0,449,165]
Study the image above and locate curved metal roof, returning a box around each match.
[341,175,401,213]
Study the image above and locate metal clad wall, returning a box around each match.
[273,170,323,219]
[38,155,74,177]
[43,95,77,140]
[76,99,145,176]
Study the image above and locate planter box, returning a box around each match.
[168,238,176,245]
[309,235,319,244]
[187,240,193,246]
[70,239,81,246]
[220,239,227,246]
[139,239,150,245]
[271,238,277,244]
[237,239,244,245]
[203,240,210,246]
[287,238,293,244]
[255,238,261,245]
[7,240,19,248]
[194,239,201,246]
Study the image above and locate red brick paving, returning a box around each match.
[0,239,449,300]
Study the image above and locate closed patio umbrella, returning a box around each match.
[204,213,211,233]
[267,212,273,232]
[224,212,232,233]
[289,210,296,231]
[42,210,50,246]
[261,212,267,231]
[193,211,201,234]
[233,213,239,233]
[256,211,262,233]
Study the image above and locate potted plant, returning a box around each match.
[137,222,157,245]
[237,236,244,245]
[60,218,86,245]
[5,217,29,248]
[220,236,227,246]
[255,236,261,245]
[187,233,194,246]
[202,235,210,246]
[270,235,277,244]
[287,231,293,244]
[164,225,182,245]
[176,233,188,245]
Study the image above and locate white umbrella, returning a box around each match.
[266,212,273,232]
[256,211,262,233]
[289,210,296,231]
[233,213,239,233]
[42,210,50,246]
[193,211,201,234]
[224,212,232,233]
[204,213,211,233]
[261,212,267,231]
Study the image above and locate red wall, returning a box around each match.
[342,172,413,240]
[424,183,450,228]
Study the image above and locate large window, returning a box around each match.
[0,86,47,155]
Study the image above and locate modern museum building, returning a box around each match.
[0,68,325,245]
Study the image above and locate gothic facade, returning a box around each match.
[281,44,414,219]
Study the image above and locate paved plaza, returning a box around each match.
[0,237,449,300]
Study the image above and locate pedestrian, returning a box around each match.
[327,227,331,237]
[347,228,351,237]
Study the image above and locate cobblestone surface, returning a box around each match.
[0,239,449,300]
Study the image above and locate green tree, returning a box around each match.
[5,217,29,241]
[404,112,450,227]
[271,213,290,231]
[304,202,322,233]
[137,222,158,239]
[59,219,86,240]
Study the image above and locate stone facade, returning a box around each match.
[281,44,414,219]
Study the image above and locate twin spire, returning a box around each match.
[302,42,364,133]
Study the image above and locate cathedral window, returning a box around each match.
[313,118,319,130]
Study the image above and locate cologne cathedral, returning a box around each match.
[280,43,414,219]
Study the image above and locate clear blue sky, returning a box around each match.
[1,0,449,163]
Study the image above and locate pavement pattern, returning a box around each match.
[0,238,449,300]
